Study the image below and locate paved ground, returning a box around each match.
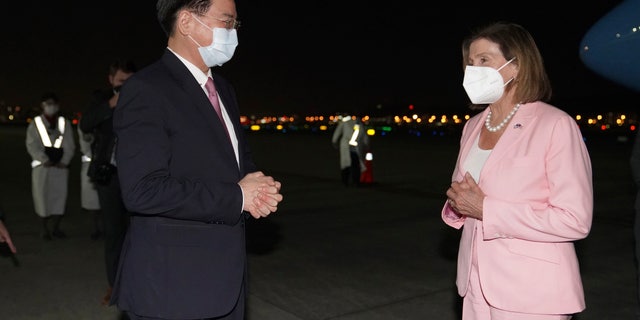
[0,125,637,320]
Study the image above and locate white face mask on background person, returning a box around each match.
[190,15,238,67]
[43,104,59,116]
[462,57,516,104]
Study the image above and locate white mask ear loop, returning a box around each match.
[503,77,515,86]
[188,34,204,47]
[188,14,210,48]
[497,57,516,71]
[498,57,517,86]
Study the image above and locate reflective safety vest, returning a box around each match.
[31,115,66,168]
[349,123,361,147]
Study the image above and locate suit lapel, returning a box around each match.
[161,51,238,164]
[482,103,537,174]
[212,73,240,141]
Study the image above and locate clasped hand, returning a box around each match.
[446,172,485,220]
[238,171,283,219]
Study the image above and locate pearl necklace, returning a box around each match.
[485,103,521,132]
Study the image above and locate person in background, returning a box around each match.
[442,22,593,319]
[79,59,136,306]
[77,121,102,240]
[25,92,76,240]
[0,202,17,254]
[331,114,369,187]
[109,1,283,319]
[631,128,640,319]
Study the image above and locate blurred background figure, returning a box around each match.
[25,92,76,240]
[77,120,103,240]
[79,59,136,306]
[332,114,370,187]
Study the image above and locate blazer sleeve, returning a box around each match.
[441,118,475,229]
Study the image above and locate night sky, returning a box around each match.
[1,0,638,117]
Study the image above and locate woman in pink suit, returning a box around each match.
[443,22,593,320]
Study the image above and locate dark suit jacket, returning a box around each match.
[110,50,257,319]
[79,88,117,182]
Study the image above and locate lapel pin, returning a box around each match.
[514,123,522,129]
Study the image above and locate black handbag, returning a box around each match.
[88,162,116,185]
[44,147,63,164]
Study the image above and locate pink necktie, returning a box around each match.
[205,77,231,140]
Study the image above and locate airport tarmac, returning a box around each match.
[0,125,637,320]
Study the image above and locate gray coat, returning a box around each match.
[25,114,76,217]
[331,117,369,171]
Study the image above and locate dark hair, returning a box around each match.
[157,0,212,37]
[109,60,137,76]
[40,92,59,103]
[462,21,552,109]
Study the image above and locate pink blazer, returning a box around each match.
[442,101,593,314]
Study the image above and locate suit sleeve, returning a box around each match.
[113,78,244,225]
[80,91,112,134]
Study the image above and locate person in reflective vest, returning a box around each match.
[25,92,76,240]
[331,113,370,187]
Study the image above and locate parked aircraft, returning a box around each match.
[579,0,640,93]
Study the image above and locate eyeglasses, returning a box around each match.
[202,15,241,30]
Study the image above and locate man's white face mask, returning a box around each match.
[189,15,239,67]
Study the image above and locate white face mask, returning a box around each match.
[190,16,238,67]
[43,104,59,116]
[462,57,515,104]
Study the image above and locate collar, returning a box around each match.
[167,47,212,87]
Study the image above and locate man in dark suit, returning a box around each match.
[110,0,283,319]
[80,59,136,306]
